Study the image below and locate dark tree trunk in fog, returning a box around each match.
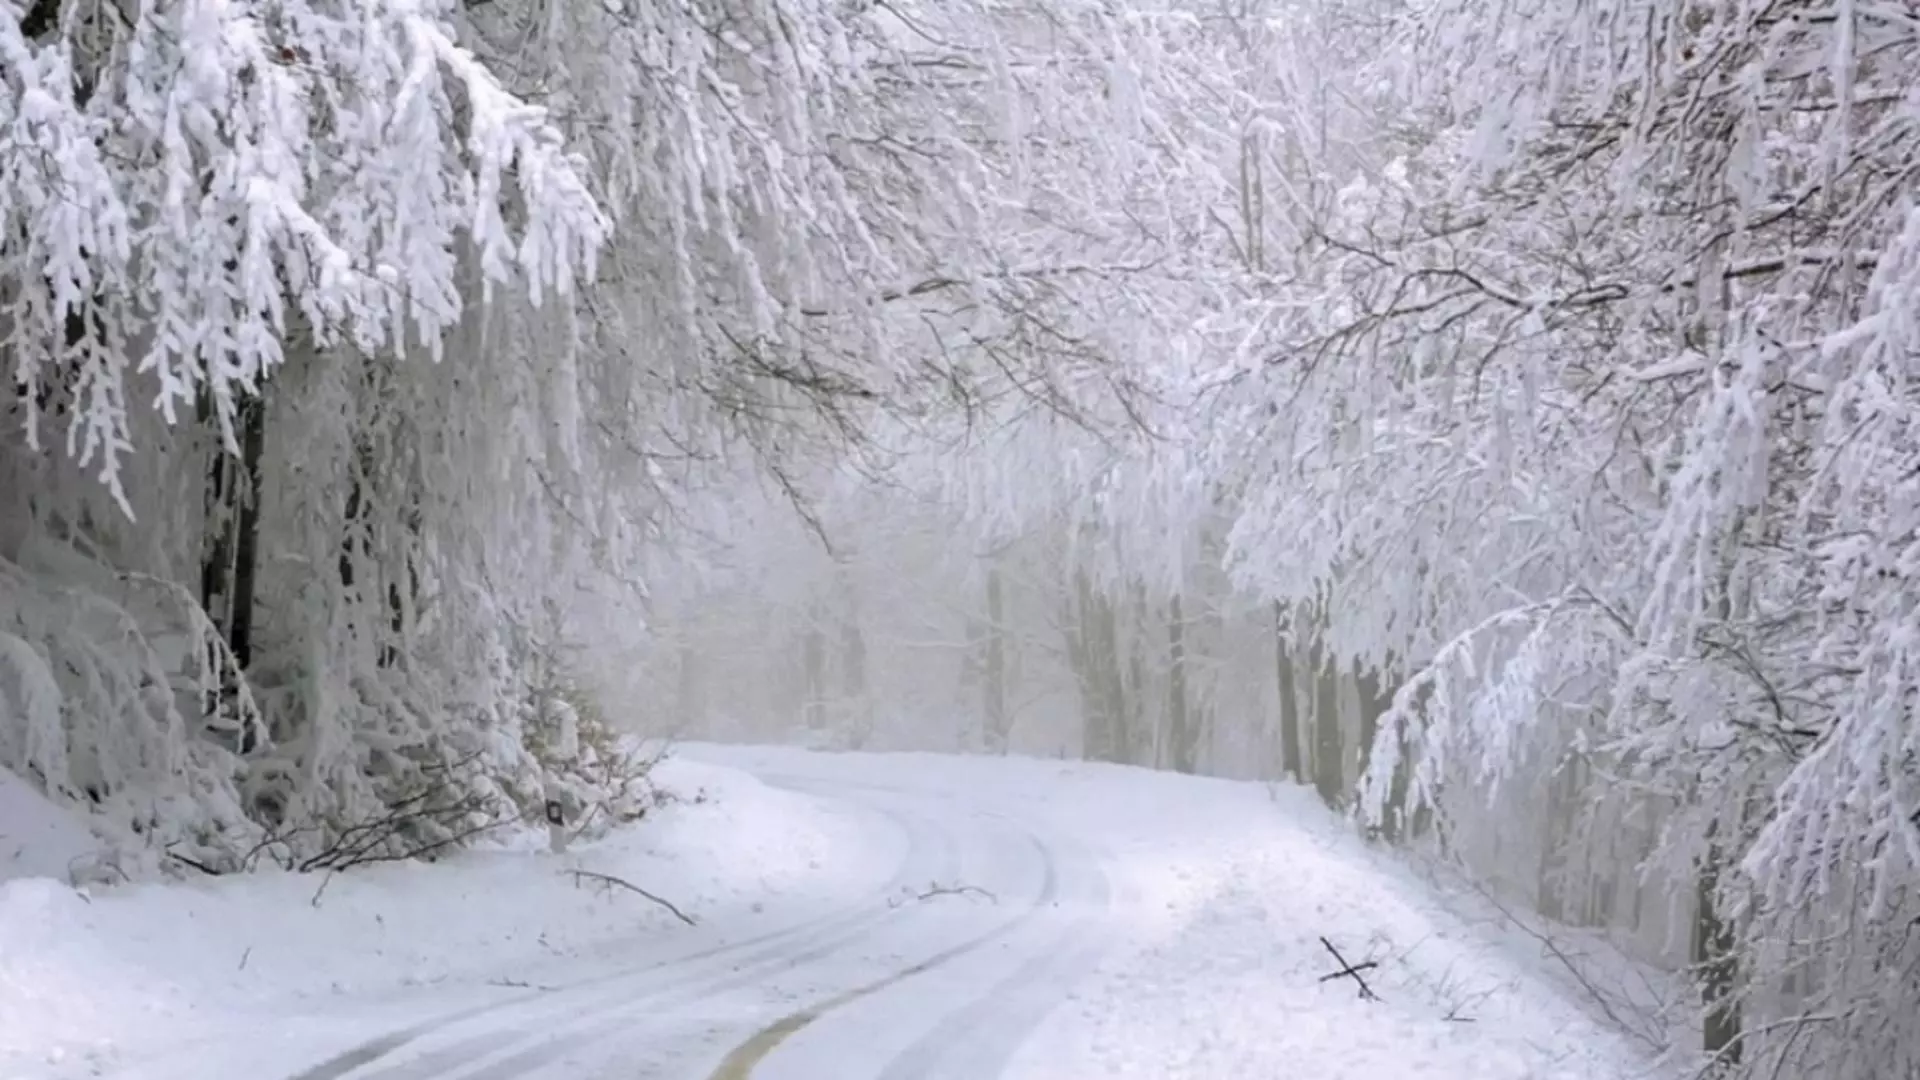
[199,390,232,626]
[198,388,266,753]
[1066,570,1137,764]
[1353,660,1391,787]
[1694,826,1743,1064]
[1167,592,1197,773]
[1308,625,1344,809]
[983,565,1009,750]
[1124,585,1148,766]
[1274,602,1303,783]
[840,590,870,746]
[801,605,827,732]
[1537,754,1581,922]
[226,395,266,674]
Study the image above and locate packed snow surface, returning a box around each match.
[0,746,1663,1080]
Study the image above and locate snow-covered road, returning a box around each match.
[2,746,1670,1080]
[286,771,1115,1080]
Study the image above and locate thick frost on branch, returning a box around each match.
[0,0,606,511]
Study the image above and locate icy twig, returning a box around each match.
[563,868,697,926]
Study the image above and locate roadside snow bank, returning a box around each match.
[0,757,886,1080]
[1001,784,1656,1080]
[0,767,103,887]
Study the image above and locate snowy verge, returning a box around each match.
[0,767,105,888]
[0,757,891,1080]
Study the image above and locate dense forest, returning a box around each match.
[4,0,1917,1077]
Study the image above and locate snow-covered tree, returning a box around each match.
[1,0,1169,866]
[3,0,612,862]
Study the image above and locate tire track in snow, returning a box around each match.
[363,800,958,1080]
[701,828,1063,1080]
[442,855,973,1080]
[870,835,1118,1080]
[287,787,952,1080]
[473,782,1045,1080]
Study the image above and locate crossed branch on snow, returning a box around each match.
[1317,936,1381,1002]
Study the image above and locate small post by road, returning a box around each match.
[545,797,568,855]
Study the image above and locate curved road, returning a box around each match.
[282,765,1117,1080]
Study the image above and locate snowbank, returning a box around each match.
[0,757,888,1079]
[0,768,103,887]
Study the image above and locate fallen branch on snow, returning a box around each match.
[487,977,559,992]
[167,849,220,876]
[890,881,999,908]
[241,750,521,876]
[1316,960,1380,981]
[563,868,697,926]
[1319,936,1382,1001]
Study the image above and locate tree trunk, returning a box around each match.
[198,388,265,754]
[1067,570,1127,764]
[1537,754,1579,921]
[1274,602,1303,783]
[225,394,267,676]
[1354,660,1391,786]
[801,606,827,733]
[1167,592,1196,773]
[1123,585,1148,766]
[199,389,233,625]
[840,593,869,747]
[1380,739,1413,843]
[1574,757,1616,928]
[983,565,1009,750]
[1064,573,1099,760]
[1694,830,1743,1065]
[1626,801,1661,935]
[1308,625,1344,809]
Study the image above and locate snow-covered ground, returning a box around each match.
[2,769,107,888]
[0,747,1670,1080]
